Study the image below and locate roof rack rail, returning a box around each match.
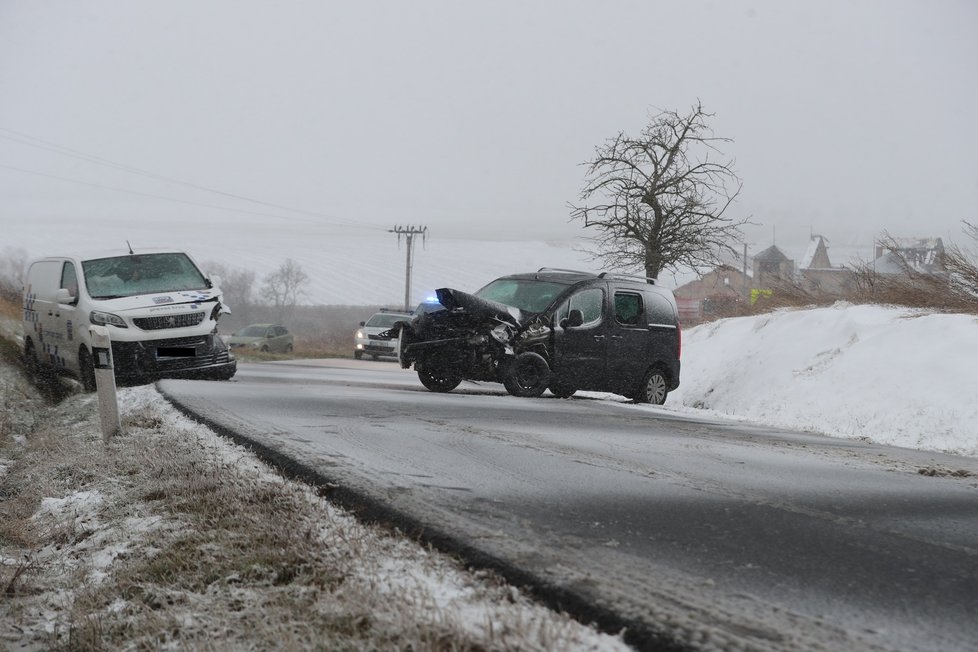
[536,267,596,275]
[597,272,657,285]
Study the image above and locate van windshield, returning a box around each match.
[475,279,568,313]
[82,253,209,299]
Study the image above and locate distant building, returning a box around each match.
[752,245,794,289]
[797,235,854,297]
[674,264,751,323]
[674,231,947,323]
[872,237,945,275]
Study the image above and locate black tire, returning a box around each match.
[354,350,363,360]
[78,346,97,393]
[371,354,380,361]
[634,368,669,405]
[23,338,50,386]
[23,338,38,376]
[417,364,462,393]
[502,352,551,398]
[548,381,577,399]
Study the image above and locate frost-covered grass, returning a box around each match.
[0,357,627,651]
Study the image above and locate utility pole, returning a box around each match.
[390,225,428,310]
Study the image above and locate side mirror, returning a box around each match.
[359,321,366,327]
[561,309,584,329]
[55,288,76,305]
[208,274,223,290]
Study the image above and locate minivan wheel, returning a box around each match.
[417,364,462,393]
[502,352,551,398]
[78,347,97,393]
[634,368,668,405]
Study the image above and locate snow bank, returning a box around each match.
[671,303,978,457]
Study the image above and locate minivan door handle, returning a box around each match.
[592,335,606,341]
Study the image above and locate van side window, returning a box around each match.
[60,262,78,298]
[556,288,604,327]
[614,292,644,325]
[646,292,676,326]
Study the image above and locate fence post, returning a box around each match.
[89,325,121,441]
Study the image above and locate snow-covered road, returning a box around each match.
[160,355,978,652]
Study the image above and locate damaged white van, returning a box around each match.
[23,248,237,390]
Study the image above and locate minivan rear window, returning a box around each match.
[646,292,677,325]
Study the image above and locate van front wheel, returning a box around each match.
[501,352,551,398]
[417,364,462,393]
[78,347,97,393]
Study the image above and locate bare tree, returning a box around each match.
[0,246,29,303]
[204,261,257,317]
[260,258,309,323]
[571,102,747,280]
[944,220,978,301]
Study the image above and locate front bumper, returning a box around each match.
[111,334,237,380]
[356,336,398,356]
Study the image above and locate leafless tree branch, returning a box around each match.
[570,102,748,280]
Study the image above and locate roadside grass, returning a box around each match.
[0,320,627,651]
[230,333,363,361]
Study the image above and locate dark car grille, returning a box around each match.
[133,312,205,330]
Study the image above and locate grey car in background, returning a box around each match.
[227,323,293,353]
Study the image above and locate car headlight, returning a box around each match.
[355,330,365,339]
[90,311,128,328]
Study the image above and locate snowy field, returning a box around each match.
[669,302,978,458]
[4,217,867,306]
[4,217,615,306]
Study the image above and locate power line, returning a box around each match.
[0,126,381,230]
[0,162,366,226]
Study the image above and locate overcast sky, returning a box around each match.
[2,0,976,256]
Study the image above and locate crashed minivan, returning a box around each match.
[390,268,681,403]
[22,248,237,390]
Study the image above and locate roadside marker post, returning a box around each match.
[89,325,121,441]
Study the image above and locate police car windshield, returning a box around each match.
[475,279,567,313]
[365,313,410,328]
[82,253,209,299]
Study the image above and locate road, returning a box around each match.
[158,359,978,652]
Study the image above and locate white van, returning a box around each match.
[23,248,237,390]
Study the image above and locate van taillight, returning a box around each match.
[677,322,682,359]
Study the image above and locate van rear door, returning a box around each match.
[26,259,80,372]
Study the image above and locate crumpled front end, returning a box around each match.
[393,287,550,386]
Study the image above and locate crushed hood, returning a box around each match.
[435,288,523,325]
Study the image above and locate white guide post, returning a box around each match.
[89,325,121,440]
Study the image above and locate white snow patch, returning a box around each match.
[670,303,978,457]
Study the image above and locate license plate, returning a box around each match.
[157,346,196,358]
